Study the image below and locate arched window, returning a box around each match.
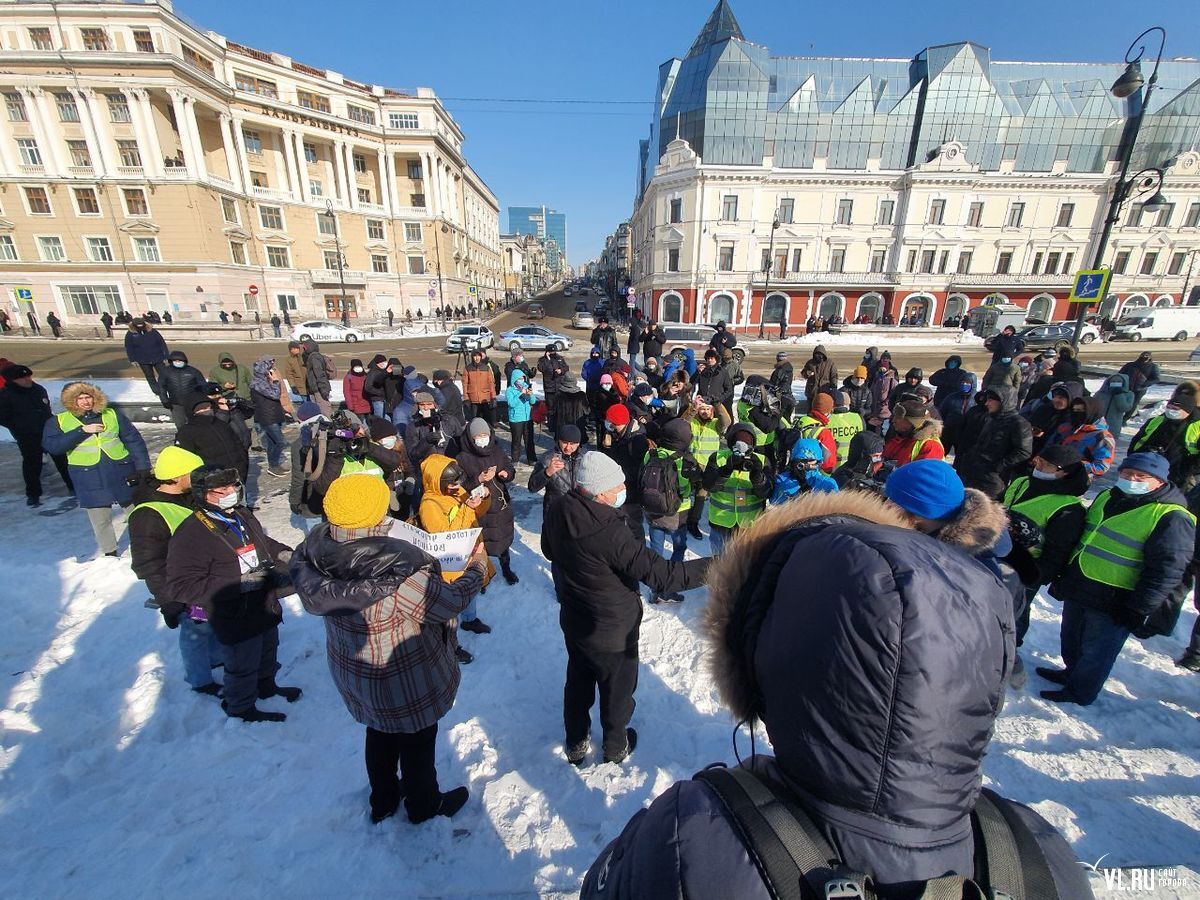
[817,292,844,320]
[902,293,936,325]
[944,294,968,321]
[763,292,788,325]
[1099,294,1119,319]
[1155,295,1175,308]
[1121,294,1149,316]
[856,293,884,323]
[659,292,682,323]
[982,292,1008,306]
[1027,294,1054,323]
[708,292,735,324]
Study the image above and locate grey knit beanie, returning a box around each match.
[574,452,625,496]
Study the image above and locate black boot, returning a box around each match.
[604,728,638,764]
[502,567,519,585]
[409,786,469,824]
[1176,651,1200,672]
[455,646,474,665]
[192,682,222,697]
[686,503,704,541]
[258,679,303,702]
[222,701,286,723]
[565,739,590,767]
[1035,666,1068,685]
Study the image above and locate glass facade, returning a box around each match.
[641,1,1200,189]
[508,205,567,272]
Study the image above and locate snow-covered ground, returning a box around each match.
[0,411,1198,897]
[771,329,986,348]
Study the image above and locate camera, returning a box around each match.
[731,440,750,457]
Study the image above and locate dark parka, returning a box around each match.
[128,485,195,617]
[802,345,838,401]
[362,359,390,405]
[1026,382,1084,456]
[640,324,665,361]
[987,329,1026,363]
[626,319,643,355]
[158,351,206,411]
[124,323,169,365]
[1129,408,1200,490]
[953,386,1032,498]
[840,373,873,418]
[0,378,53,441]
[528,445,587,513]
[582,490,1089,900]
[928,355,964,406]
[769,360,794,398]
[303,341,332,401]
[603,424,650,505]
[937,371,979,455]
[694,360,734,409]
[1003,464,1089,587]
[456,421,516,556]
[174,397,250,482]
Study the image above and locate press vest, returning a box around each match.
[735,401,777,451]
[1002,477,1083,558]
[1073,489,1194,590]
[827,411,863,465]
[57,408,128,466]
[340,456,385,478]
[1132,415,1200,457]
[707,449,767,529]
[130,500,192,534]
[689,417,722,468]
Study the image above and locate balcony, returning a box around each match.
[208,173,235,189]
[19,163,45,175]
[252,185,291,202]
[162,166,190,179]
[67,165,94,177]
[116,165,144,177]
[950,272,1073,287]
[358,201,387,215]
[752,271,901,286]
[310,268,368,286]
[392,205,427,218]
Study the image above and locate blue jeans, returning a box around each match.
[1059,601,1131,705]
[628,351,641,371]
[648,522,687,562]
[260,422,286,468]
[371,400,385,418]
[461,593,479,623]
[179,616,224,688]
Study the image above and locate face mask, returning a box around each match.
[1032,468,1059,481]
[352,366,364,374]
[604,421,615,432]
[216,489,240,510]
[172,360,185,368]
[380,436,398,449]
[948,361,958,369]
[1109,380,1122,388]
[1000,357,1012,365]
[1166,407,1188,420]
[612,489,627,508]
[1117,478,1152,495]
[417,408,433,419]
[959,383,972,394]
[1019,363,1030,371]
[473,437,489,448]
[601,384,611,392]
[848,378,862,388]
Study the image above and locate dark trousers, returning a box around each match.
[623,503,644,543]
[563,635,638,760]
[365,723,440,822]
[138,361,167,397]
[16,435,72,501]
[1017,586,1036,646]
[509,419,536,462]
[466,400,495,427]
[221,626,280,714]
[1059,601,1131,705]
[544,393,557,433]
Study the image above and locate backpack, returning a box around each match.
[640,451,683,517]
[695,765,1063,900]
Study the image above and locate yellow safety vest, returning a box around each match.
[642,448,693,513]
[736,400,777,451]
[58,408,128,466]
[1002,477,1083,558]
[1073,489,1194,590]
[130,500,193,534]
[340,456,385,478]
[707,449,767,528]
[689,417,723,468]
[827,411,863,465]
[1132,416,1200,457]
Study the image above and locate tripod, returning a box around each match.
[453,345,473,378]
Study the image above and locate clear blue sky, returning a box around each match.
[180,0,1198,268]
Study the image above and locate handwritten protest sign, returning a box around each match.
[388,520,481,573]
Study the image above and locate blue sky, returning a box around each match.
[180,0,1198,268]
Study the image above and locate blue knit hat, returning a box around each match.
[1118,452,1170,482]
[884,459,965,521]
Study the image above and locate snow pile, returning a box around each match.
[0,426,1197,898]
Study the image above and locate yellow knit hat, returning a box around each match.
[154,446,205,481]
[323,474,391,529]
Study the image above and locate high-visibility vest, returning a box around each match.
[689,417,722,468]
[1073,489,1195,589]
[340,456,385,478]
[1132,415,1200,457]
[642,448,693,513]
[58,408,128,466]
[827,411,863,465]
[707,449,767,528]
[130,500,193,534]
[1002,477,1083,558]
[736,400,777,451]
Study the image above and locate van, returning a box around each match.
[1111,306,1200,342]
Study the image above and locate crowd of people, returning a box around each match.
[4,310,1200,897]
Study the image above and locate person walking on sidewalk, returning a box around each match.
[0,363,73,507]
[124,318,170,398]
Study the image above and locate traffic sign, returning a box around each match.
[248,284,259,296]
[468,285,478,295]
[14,287,32,301]
[427,289,437,299]
[1068,269,1111,304]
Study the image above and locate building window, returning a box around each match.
[353,153,368,175]
[668,197,683,224]
[996,251,1013,274]
[38,236,66,261]
[1186,203,1200,228]
[133,29,155,53]
[242,129,263,155]
[62,284,122,315]
[1168,252,1187,276]
[259,206,283,230]
[760,248,771,273]
[86,236,113,262]
[1046,251,1062,275]
[67,140,92,169]
[667,248,680,272]
[1056,203,1075,228]
[835,199,853,226]
[317,213,337,236]
[405,160,423,180]
[410,193,426,208]
[403,222,422,242]
[919,249,935,274]
[718,244,734,271]
[0,235,17,261]
[309,179,323,198]
[1006,203,1024,228]
[348,105,375,125]
[791,248,803,271]
[357,187,371,204]
[181,45,214,75]
[957,251,973,274]
[266,246,290,268]
[249,171,266,188]
[407,255,426,275]
[54,92,79,122]
[937,250,949,274]
[117,139,141,168]
[106,92,131,123]
[721,195,738,221]
[29,27,54,50]
[297,90,330,114]
[221,197,239,224]
[1155,204,1174,228]
[80,28,110,51]
[1032,252,1043,274]
[371,254,389,273]
[123,188,148,216]
[870,249,886,273]
[1113,251,1130,274]
[5,92,27,122]
[906,249,917,272]
[390,112,419,130]
[323,249,343,270]
[303,142,318,164]
[365,219,385,241]
[234,72,278,98]
[877,200,894,226]
[16,138,42,167]
[1140,252,1158,276]
[777,198,794,224]
[74,187,100,215]
[1127,203,1145,227]
[928,199,945,226]
[25,187,51,214]
[230,241,247,265]
[829,248,846,273]
[1063,252,1075,273]
[133,237,160,262]
[967,201,984,228]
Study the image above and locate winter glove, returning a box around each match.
[290,503,303,516]
[649,398,664,408]
[1115,606,1149,634]
[1007,511,1044,551]
[398,476,416,496]
[160,604,184,629]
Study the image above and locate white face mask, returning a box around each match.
[1031,468,1059,481]
[352,366,364,374]
[216,489,240,510]
[380,436,398,449]
[1117,478,1153,495]
[1165,407,1188,420]
[473,437,489,449]
[601,384,611,392]
[172,360,185,368]
[612,488,627,508]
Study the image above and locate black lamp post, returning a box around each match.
[431,221,449,327]
[324,200,349,326]
[757,215,781,340]
[1072,26,1167,347]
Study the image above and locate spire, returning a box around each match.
[687,0,745,58]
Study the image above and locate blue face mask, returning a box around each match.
[1117,478,1152,495]
[959,383,972,394]
[613,489,627,508]
[948,361,959,369]
[1000,357,1013,365]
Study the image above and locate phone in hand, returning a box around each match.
[470,484,488,501]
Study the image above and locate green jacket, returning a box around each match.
[209,352,253,397]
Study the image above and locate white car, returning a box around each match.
[571,311,595,330]
[498,325,573,352]
[444,324,494,352]
[292,320,365,343]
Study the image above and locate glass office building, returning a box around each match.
[508,206,568,274]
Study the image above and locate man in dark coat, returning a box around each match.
[174,395,250,483]
[160,350,207,430]
[0,363,72,506]
[640,321,665,361]
[801,344,837,402]
[928,354,965,406]
[430,369,466,433]
[582,483,1089,899]
[590,318,619,357]
[504,349,535,388]
[363,354,390,418]
[1119,350,1161,409]
[1026,382,1084,456]
[528,424,585,515]
[708,320,736,352]
[693,349,734,423]
[986,324,1025,363]
[100,311,114,338]
[544,452,708,767]
[125,318,170,397]
[302,340,333,415]
[602,404,649,541]
[768,352,793,398]
[626,316,644,370]
[456,418,518,584]
[938,371,978,456]
[1129,386,1200,490]
[953,385,1032,498]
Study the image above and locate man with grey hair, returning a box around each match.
[543,452,708,767]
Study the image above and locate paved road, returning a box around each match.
[1,289,1195,382]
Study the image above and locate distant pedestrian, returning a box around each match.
[0,309,10,333]
[124,318,169,397]
[218,310,229,324]
[27,311,41,334]
[100,311,114,338]
[270,314,282,338]
[46,311,62,338]
[387,308,394,328]
[0,363,73,507]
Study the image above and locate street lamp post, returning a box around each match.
[323,200,350,326]
[1072,26,1167,348]
[431,221,449,327]
[757,215,781,340]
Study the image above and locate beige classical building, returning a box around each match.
[0,0,502,327]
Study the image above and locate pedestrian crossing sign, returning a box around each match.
[1068,269,1111,304]
[14,287,32,301]
[468,285,477,295]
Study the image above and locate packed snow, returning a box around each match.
[0,406,1198,898]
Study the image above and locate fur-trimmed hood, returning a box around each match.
[60,381,109,414]
[934,486,1008,556]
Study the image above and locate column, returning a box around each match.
[129,89,164,177]
[384,150,400,216]
[230,117,253,193]
[292,132,310,202]
[0,105,20,174]
[421,151,438,217]
[184,97,207,180]
[167,89,195,172]
[376,148,394,215]
[25,89,67,175]
[217,112,244,191]
[73,88,112,176]
[280,128,303,202]
[342,142,358,211]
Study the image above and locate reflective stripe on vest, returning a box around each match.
[1132,415,1200,457]
[689,417,722,467]
[1074,489,1195,589]
[58,408,128,466]
[1002,477,1083,558]
[340,457,385,478]
[130,501,192,534]
[707,450,767,528]
[826,411,863,465]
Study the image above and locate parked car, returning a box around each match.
[661,323,746,362]
[574,300,589,313]
[499,325,573,352]
[571,311,596,330]
[1012,322,1099,351]
[525,303,546,319]
[1111,307,1200,342]
[444,324,494,352]
[291,320,365,343]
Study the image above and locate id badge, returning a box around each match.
[236,543,259,574]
